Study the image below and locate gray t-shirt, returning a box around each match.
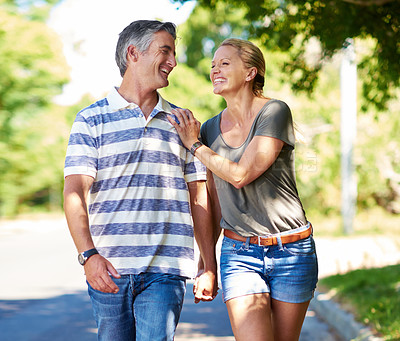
[200,99,307,236]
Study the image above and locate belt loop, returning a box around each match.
[276,235,284,250]
[244,237,250,250]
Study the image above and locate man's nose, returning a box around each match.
[167,54,177,68]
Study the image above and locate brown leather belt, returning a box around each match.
[223,224,312,246]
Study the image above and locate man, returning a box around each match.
[63,20,217,341]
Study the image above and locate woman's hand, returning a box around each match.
[167,108,201,150]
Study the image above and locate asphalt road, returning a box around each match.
[0,216,341,341]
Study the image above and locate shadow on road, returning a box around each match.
[0,291,97,341]
[0,281,337,341]
[176,283,234,340]
[0,283,234,341]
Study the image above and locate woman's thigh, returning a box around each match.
[226,293,274,341]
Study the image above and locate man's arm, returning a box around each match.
[63,174,120,293]
[188,179,218,303]
[207,171,222,246]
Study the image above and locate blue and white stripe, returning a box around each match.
[64,87,206,278]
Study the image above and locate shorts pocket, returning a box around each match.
[220,236,246,255]
[283,236,316,256]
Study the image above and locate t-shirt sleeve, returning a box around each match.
[200,114,221,148]
[254,100,295,148]
[184,150,207,183]
[200,120,208,146]
[64,111,98,178]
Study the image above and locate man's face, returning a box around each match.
[136,30,177,90]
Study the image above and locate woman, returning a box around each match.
[168,38,318,341]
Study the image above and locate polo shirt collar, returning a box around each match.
[106,87,173,115]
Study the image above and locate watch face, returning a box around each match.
[78,253,85,265]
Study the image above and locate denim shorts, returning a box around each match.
[220,231,318,304]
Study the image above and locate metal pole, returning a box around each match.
[340,38,357,235]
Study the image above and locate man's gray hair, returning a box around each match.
[115,20,176,77]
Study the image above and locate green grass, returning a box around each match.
[313,207,400,340]
[319,265,400,340]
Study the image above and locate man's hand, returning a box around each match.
[193,269,218,304]
[84,254,121,293]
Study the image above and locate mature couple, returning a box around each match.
[63,20,318,341]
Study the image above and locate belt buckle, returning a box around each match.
[258,236,273,246]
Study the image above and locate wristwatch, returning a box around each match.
[78,248,99,265]
[190,140,203,156]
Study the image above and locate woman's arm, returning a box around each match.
[168,108,284,189]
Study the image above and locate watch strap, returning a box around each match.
[83,248,98,258]
[190,140,203,156]
[78,248,98,265]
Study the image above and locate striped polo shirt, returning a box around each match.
[64,87,207,278]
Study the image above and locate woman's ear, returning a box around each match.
[246,68,257,82]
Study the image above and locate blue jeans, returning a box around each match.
[220,233,318,303]
[87,273,186,341]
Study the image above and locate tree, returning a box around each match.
[174,0,400,111]
[0,0,69,215]
[173,1,400,217]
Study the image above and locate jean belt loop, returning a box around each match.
[244,237,250,250]
[276,235,284,250]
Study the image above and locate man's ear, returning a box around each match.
[127,45,139,62]
[246,67,257,82]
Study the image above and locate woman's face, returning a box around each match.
[210,45,249,96]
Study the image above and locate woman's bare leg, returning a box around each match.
[226,293,274,341]
[271,299,310,341]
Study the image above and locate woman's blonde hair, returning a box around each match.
[220,38,266,98]
[220,38,305,144]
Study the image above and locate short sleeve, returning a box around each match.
[254,100,295,148]
[200,121,208,146]
[200,114,221,148]
[184,150,207,183]
[64,112,98,178]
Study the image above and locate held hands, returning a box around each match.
[167,108,201,150]
[193,269,219,304]
[84,254,121,294]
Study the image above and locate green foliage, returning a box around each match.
[0,7,69,133]
[0,0,61,21]
[1,0,399,219]
[174,0,400,217]
[177,2,250,79]
[0,2,69,216]
[320,265,400,339]
[174,0,400,111]
[160,63,225,122]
